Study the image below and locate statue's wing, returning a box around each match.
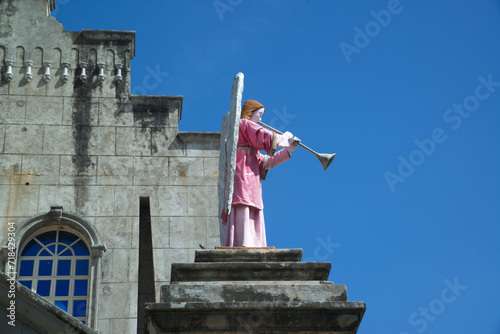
[218,111,230,219]
[218,72,244,244]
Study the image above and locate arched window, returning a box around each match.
[18,229,91,324]
[8,206,106,328]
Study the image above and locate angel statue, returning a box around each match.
[220,98,300,247]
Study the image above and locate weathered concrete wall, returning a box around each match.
[0,1,221,332]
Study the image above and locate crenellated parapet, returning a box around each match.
[0,30,134,90]
[0,1,135,97]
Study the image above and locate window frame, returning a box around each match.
[18,228,92,324]
[4,206,106,329]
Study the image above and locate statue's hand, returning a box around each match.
[283,131,294,141]
[286,137,301,153]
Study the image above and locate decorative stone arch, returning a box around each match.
[13,206,106,258]
[4,205,106,329]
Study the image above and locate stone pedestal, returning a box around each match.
[145,248,365,333]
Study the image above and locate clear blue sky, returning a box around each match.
[55,1,500,333]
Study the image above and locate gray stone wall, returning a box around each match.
[0,1,221,332]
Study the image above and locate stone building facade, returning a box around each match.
[0,0,220,332]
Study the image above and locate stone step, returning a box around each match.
[170,262,331,282]
[195,248,303,262]
[145,301,365,333]
[161,281,348,303]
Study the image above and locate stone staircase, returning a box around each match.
[145,248,365,333]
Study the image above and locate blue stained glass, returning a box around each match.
[37,280,51,296]
[19,281,32,289]
[75,259,89,276]
[59,247,74,256]
[59,231,78,245]
[59,245,74,256]
[73,300,87,317]
[38,260,53,276]
[55,300,68,312]
[74,279,88,296]
[57,260,71,275]
[36,231,57,245]
[19,230,91,318]
[19,260,34,276]
[55,280,70,296]
[47,244,56,255]
[21,239,42,256]
[72,240,89,256]
[39,249,51,256]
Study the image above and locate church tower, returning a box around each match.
[0,1,220,332]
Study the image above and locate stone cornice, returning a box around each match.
[129,95,183,121]
[129,94,182,106]
[177,132,221,144]
[81,29,136,58]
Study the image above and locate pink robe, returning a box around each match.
[223,119,291,247]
